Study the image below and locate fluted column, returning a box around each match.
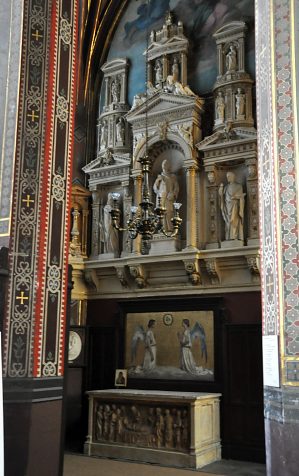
[91,190,100,257]
[81,208,89,257]
[184,164,198,250]
[205,166,220,248]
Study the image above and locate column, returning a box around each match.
[104,77,109,107]
[91,190,100,257]
[121,72,126,103]
[245,159,259,245]
[256,1,299,474]
[180,52,187,85]
[131,172,142,255]
[121,182,132,256]
[205,166,220,249]
[2,1,78,475]
[183,164,198,250]
[216,44,223,77]
[81,208,89,257]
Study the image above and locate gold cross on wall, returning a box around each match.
[27,110,39,122]
[16,291,29,305]
[32,29,43,41]
[22,195,34,207]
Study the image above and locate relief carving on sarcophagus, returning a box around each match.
[94,401,190,452]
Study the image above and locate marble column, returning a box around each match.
[91,190,100,257]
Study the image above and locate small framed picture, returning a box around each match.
[115,369,127,387]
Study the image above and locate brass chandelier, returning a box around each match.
[110,7,182,252]
[110,155,182,244]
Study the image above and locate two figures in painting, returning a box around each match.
[129,316,213,380]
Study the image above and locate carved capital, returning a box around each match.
[183,259,201,285]
[129,265,146,288]
[115,266,128,287]
[204,258,220,285]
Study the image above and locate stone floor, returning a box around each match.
[63,453,266,476]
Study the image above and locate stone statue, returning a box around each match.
[174,409,182,448]
[116,117,125,144]
[100,193,119,255]
[155,60,163,85]
[171,57,179,82]
[153,159,179,231]
[226,44,237,72]
[96,405,104,440]
[215,91,225,122]
[111,78,120,103]
[100,120,108,148]
[219,171,245,241]
[235,88,245,117]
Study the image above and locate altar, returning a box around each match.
[84,389,221,469]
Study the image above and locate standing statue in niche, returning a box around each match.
[215,91,225,122]
[111,78,120,103]
[235,88,245,117]
[226,44,237,72]
[100,193,119,255]
[155,60,163,86]
[171,57,179,82]
[153,159,179,231]
[100,120,108,148]
[219,171,245,241]
[116,117,125,144]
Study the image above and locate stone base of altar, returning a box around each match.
[84,390,221,469]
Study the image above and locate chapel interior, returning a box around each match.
[0,1,298,476]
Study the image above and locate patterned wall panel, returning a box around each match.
[256,0,299,385]
[3,0,78,379]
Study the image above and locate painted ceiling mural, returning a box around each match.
[104,0,255,105]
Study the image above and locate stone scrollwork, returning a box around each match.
[129,265,146,288]
[183,259,201,285]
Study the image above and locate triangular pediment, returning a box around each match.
[146,35,187,52]
[197,127,256,150]
[127,91,200,123]
[83,153,131,175]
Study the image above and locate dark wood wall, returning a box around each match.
[65,291,265,462]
